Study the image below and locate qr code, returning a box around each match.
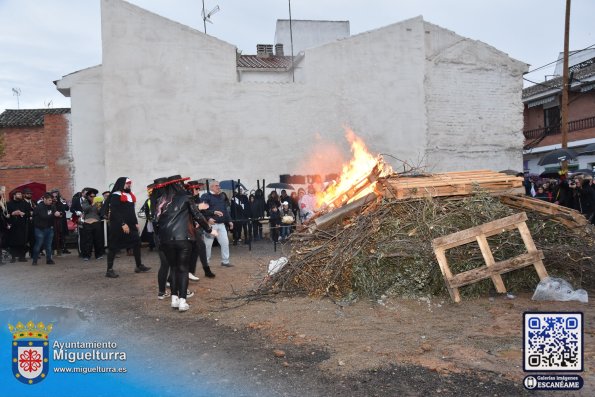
[524,312,583,372]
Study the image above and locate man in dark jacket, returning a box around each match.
[104,177,150,278]
[186,180,217,279]
[200,181,233,267]
[32,193,61,265]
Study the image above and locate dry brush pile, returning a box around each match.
[262,191,595,300]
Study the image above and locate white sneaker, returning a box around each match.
[188,273,199,281]
[186,290,195,298]
[171,295,179,308]
[178,298,189,312]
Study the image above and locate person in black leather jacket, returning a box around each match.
[154,175,217,312]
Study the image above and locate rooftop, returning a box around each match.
[522,62,595,100]
[237,55,293,70]
[0,108,71,128]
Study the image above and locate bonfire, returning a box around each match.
[257,130,595,300]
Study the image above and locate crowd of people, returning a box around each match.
[523,171,595,223]
[0,186,72,265]
[0,176,325,312]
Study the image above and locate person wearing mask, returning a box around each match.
[200,180,233,267]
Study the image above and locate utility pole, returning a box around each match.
[560,0,571,173]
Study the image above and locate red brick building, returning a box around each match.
[0,108,73,199]
[522,55,595,175]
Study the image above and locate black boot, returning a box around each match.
[134,264,151,273]
[105,269,119,278]
[204,266,216,278]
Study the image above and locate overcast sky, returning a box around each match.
[1,0,593,112]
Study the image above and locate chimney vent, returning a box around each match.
[257,44,274,58]
[275,44,284,56]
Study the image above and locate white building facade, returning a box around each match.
[56,0,527,194]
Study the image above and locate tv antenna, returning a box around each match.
[201,1,220,34]
[12,87,21,109]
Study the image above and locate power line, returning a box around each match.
[525,43,595,75]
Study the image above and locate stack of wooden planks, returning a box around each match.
[380,170,524,200]
[432,212,548,303]
[499,194,589,231]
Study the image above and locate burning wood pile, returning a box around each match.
[259,132,595,300]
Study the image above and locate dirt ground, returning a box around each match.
[1,240,592,396]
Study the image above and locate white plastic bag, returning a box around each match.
[532,277,588,303]
[268,257,288,276]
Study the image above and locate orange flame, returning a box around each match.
[316,129,392,208]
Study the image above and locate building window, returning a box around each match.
[544,106,560,133]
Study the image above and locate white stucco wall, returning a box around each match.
[275,20,349,54]
[56,66,105,192]
[60,0,527,197]
[303,18,428,168]
[423,22,527,172]
[237,70,291,83]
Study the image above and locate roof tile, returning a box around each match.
[0,108,70,128]
[237,55,293,69]
[523,63,595,99]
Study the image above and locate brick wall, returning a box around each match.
[523,91,595,148]
[0,114,73,200]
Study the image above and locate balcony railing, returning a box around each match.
[523,115,595,139]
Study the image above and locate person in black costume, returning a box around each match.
[103,177,150,278]
[231,188,250,245]
[145,178,172,300]
[139,196,156,252]
[50,189,70,255]
[251,189,266,241]
[154,175,217,312]
[7,190,30,262]
[22,188,36,257]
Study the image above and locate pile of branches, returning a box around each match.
[262,191,595,299]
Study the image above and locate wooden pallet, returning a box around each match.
[380,170,523,200]
[432,212,548,303]
[499,194,589,231]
